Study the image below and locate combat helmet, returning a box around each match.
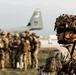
[54,14,76,31]
[7,32,12,35]
[31,32,37,37]
[14,33,19,37]
[20,32,25,38]
[1,31,7,35]
[25,30,30,34]
[54,14,76,44]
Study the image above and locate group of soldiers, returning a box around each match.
[0,30,40,71]
[0,13,76,75]
[38,14,76,75]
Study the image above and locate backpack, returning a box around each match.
[20,40,30,53]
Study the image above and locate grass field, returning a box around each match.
[0,47,54,75]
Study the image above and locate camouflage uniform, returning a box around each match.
[1,31,9,66]
[11,33,20,68]
[7,32,13,67]
[18,39,30,71]
[24,30,32,66]
[0,38,5,70]
[31,32,39,69]
[38,14,76,75]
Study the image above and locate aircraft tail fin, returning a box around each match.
[26,9,43,30]
[3,9,43,33]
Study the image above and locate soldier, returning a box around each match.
[53,14,76,74]
[38,14,76,75]
[24,30,32,66]
[7,32,13,67]
[11,33,20,68]
[0,38,5,71]
[18,32,31,71]
[1,31,9,67]
[31,32,39,69]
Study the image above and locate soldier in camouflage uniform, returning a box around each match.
[24,30,32,66]
[11,33,20,68]
[31,32,39,69]
[1,31,9,67]
[7,32,13,67]
[38,14,76,75]
[18,32,30,71]
[0,38,5,71]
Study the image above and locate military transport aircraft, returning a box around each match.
[0,8,43,33]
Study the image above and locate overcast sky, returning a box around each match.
[0,0,76,36]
